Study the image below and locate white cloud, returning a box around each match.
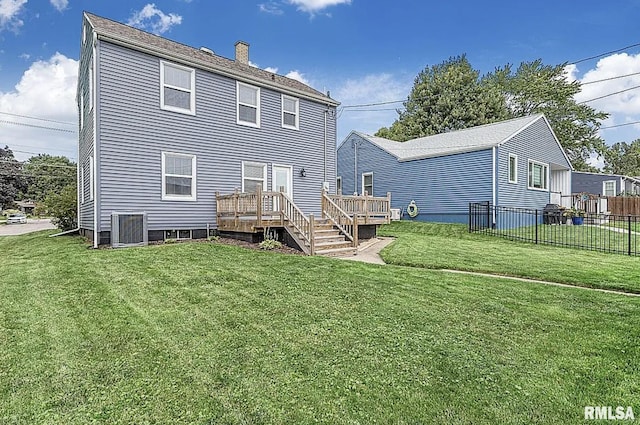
[573,53,640,146]
[334,73,410,142]
[286,0,351,15]
[127,3,182,35]
[0,0,28,32]
[258,2,284,15]
[0,53,79,161]
[19,52,30,60]
[285,70,309,86]
[49,0,67,12]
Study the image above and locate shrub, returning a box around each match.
[44,184,77,231]
[259,239,282,250]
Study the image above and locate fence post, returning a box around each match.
[309,213,315,255]
[629,215,632,256]
[256,186,263,227]
[535,209,539,244]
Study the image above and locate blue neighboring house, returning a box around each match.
[78,12,338,247]
[337,114,573,223]
[572,171,640,197]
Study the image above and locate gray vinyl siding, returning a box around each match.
[497,118,570,210]
[78,17,95,230]
[96,41,335,232]
[338,133,493,223]
[572,172,624,196]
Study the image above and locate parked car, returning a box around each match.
[6,213,27,224]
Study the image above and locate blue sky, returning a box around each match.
[1,0,640,165]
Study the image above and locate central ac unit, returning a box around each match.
[390,208,401,221]
[111,212,148,248]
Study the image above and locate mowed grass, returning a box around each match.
[379,221,640,294]
[1,231,639,424]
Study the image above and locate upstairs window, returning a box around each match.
[160,61,196,115]
[508,154,517,184]
[336,176,342,194]
[282,95,299,129]
[162,152,196,201]
[528,160,548,191]
[237,82,260,127]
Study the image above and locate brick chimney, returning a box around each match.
[235,41,249,65]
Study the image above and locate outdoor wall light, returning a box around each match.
[299,168,306,177]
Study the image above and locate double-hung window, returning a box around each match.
[237,82,260,127]
[282,95,299,129]
[603,180,616,197]
[242,161,267,192]
[508,154,517,183]
[162,152,196,201]
[336,176,342,194]
[528,160,548,191]
[362,172,373,195]
[160,61,196,115]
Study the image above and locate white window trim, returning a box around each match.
[241,161,267,192]
[79,164,85,204]
[89,155,94,201]
[160,61,196,115]
[281,94,299,130]
[88,59,94,112]
[162,152,197,201]
[236,81,261,128]
[165,229,192,241]
[508,154,518,184]
[79,93,84,130]
[362,172,373,196]
[603,180,617,197]
[527,159,549,192]
[336,176,342,194]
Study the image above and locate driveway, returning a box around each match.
[0,219,57,236]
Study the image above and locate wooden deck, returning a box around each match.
[215,189,391,255]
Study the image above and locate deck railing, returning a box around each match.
[280,192,314,254]
[216,188,284,229]
[321,191,357,248]
[327,192,391,224]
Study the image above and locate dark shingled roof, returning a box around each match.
[84,12,338,106]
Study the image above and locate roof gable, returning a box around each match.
[84,12,338,106]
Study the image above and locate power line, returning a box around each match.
[0,111,76,126]
[0,158,77,169]
[600,121,640,130]
[578,84,640,104]
[0,120,77,134]
[571,42,640,65]
[582,71,640,85]
[1,142,77,154]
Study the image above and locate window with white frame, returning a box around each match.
[237,82,260,127]
[79,163,85,204]
[160,61,196,115]
[88,62,94,111]
[282,95,299,129]
[603,180,616,197]
[528,160,548,191]
[79,93,84,129]
[242,161,267,192]
[362,172,373,195]
[508,154,517,183]
[336,176,342,194]
[89,155,94,201]
[162,152,196,201]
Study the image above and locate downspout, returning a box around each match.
[92,32,99,248]
[492,146,496,226]
[353,139,358,195]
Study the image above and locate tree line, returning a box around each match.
[375,55,638,175]
[1,146,77,229]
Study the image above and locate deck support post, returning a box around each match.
[309,213,316,255]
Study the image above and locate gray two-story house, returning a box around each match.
[78,12,339,248]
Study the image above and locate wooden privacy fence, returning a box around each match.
[607,197,640,216]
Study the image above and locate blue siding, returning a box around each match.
[337,133,493,223]
[572,172,625,196]
[92,41,336,234]
[497,118,569,210]
[78,16,95,230]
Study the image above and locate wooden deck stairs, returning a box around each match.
[286,218,356,256]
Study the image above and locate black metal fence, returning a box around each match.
[469,202,640,256]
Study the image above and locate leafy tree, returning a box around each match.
[376,55,509,140]
[484,60,608,171]
[0,146,27,210]
[23,154,76,202]
[603,139,640,176]
[44,183,77,231]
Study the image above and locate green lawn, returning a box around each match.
[1,231,639,424]
[379,221,640,294]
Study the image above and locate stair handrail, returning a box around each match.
[322,191,356,245]
[280,192,313,253]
